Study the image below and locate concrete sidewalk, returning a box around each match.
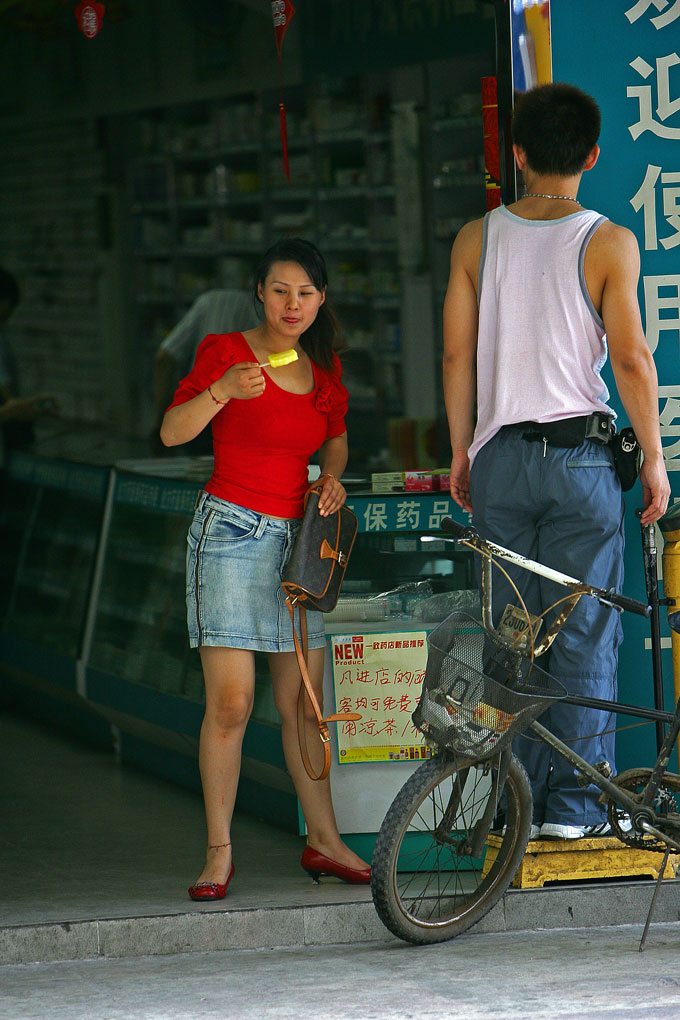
[2,713,680,968]
[4,925,680,1020]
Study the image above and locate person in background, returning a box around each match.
[443,83,669,841]
[161,238,370,899]
[151,288,260,449]
[0,267,57,460]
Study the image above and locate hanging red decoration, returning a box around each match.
[481,76,501,210]
[271,0,295,183]
[75,2,105,38]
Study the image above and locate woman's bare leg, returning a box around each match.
[268,647,368,870]
[193,646,255,886]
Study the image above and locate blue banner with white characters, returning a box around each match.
[552,0,680,761]
[552,0,680,479]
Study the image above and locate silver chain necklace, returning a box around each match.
[521,192,580,203]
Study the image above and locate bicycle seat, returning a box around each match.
[668,611,680,634]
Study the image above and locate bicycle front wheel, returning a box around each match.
[371,752,532,945]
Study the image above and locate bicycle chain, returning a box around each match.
[606,769,680,851]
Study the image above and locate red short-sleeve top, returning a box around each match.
[167,332,348,519]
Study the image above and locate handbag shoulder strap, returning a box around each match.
[286,596,361,782]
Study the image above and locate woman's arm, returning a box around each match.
[315,432,348,516]
[160,361,265,447]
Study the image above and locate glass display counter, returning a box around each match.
[0,452,666,844]
[0,454,474,839]
[0,453,108,677]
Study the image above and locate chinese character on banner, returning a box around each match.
[627,53,680,141]
[395,500,420,530]
[364,503,388,532]
[626,0,680,30]
[427,500,452,530]
[630,164,680,250]
[642,274,680,353]
[271,0,296,182]
[75,2,105,38]
[659,385,680,469]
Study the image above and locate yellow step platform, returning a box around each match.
[483,835,679,889]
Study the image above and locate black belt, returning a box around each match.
[502,412,614,448]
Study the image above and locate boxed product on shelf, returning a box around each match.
[371,471,404,492]
[405,469,451,491]
[404,471,435,491]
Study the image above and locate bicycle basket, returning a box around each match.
[412,611,566,760]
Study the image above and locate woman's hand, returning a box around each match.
[212,362,266,402]
[311,473,346,516]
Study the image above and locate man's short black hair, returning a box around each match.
[512,83,601,177]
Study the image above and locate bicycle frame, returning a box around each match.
[441,517,680,851]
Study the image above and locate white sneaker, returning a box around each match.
[539,821,610,839]
[540,819,633,840]
[539,822,587,840]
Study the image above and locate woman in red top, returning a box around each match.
[161,239,370,899]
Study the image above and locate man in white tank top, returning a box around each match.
[443,84,669,840]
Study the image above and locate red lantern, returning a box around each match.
[75,2,105,39]
[271,1,296,183]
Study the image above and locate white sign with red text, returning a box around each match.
[330,631,432,764]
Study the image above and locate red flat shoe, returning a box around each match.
[301,846,370,885]
[188,862,235,901]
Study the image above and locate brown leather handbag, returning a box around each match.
[282,483,360,780]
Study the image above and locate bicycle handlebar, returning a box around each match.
[600,590,651,617]
[441,518,476,541]
[441,517,651,618]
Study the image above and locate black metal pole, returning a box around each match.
[640,521,666,753]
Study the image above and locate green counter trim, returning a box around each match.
[6,453,109,499]
[114,472,198,516]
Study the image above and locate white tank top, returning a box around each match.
[468,205,613,465]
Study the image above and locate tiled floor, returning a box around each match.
[0,712,373,928]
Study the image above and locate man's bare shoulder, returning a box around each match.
[589,219,640,265]
[454,216,485,247]
[450,216,485,273]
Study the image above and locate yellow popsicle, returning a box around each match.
[258,349,298,368]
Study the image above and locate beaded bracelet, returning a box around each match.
[319,472,337,481]
[208,385,228,405]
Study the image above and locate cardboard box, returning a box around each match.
[404,471,435,491]
[371,471,404,493]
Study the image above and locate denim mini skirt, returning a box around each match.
[186,491,326,652]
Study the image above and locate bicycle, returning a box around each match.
[370,516,680,947]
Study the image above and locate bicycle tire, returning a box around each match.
[371,752,532,945]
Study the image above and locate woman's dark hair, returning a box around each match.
[512,83,601,177]
[253,238,344,370]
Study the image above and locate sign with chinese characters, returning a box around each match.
[345,495,459,533]
[551,0,680,760]
[330,632,433,763]
[553,0,680,476]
